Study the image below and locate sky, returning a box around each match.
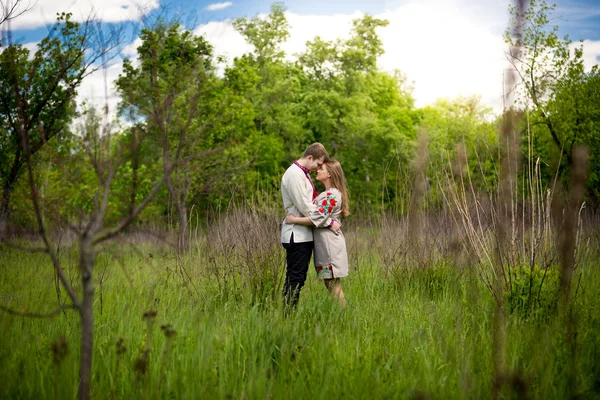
[3,0,600,118]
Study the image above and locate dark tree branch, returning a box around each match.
[92,170,171,245]
[0,302,78,318]
[2,241,48,252]
[0,0,36,27]
[22,128,82,308]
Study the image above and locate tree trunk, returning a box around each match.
[0,208,7,243]
[178,206,188,253]
[78,235,96,400]
[1,184,12,243]
[164,172,189,253]
[1,152,23,243]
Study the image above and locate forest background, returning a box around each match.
[2,0,599,233]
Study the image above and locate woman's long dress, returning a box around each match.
[309,188,348,279]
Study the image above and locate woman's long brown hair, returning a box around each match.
[324,160,350,217]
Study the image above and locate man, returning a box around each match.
[281,142,342,307]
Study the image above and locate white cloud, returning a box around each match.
[22,41,39,57]
[377,1,508,111]
[60,0,600,127]
[122,37,143,58]
[205,2,233,11]
[7,0,159,30]
[194,19,252,64]
[196,0,511,113]
[581,40,600,71]
[284,12,359,56]
[76,60,124,125]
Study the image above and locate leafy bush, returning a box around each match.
[505,265,560,320]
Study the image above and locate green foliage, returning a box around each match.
[505,265,560,321]
[8,0,600,230]
[506,0,600,202]
[117,21,215,119]
[0,13,85,227]
[342,15,389,74]
[7,106,167,228]
[295,18,418,210]
[417,95,499,207]
[2,4,519,226]
[549,68,600,199]
[231,3,309,177]
[0,13,82,145]
[116,20,260,217]
[233,2,290,66]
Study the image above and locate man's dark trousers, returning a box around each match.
[282,233,313,307]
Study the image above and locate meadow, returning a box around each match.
[1,210,599,399]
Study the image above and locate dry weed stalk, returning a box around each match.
[554,146,588,397]
[109,337,127,400]
[204,204,285,303]
[158,324,177,393]
[438,145,497,295]
[373,129,460,281]
[372,210,459,284]
[51,335,70,400]
[135,310,157,383]
[440,0,528,395]
[407,130,429,246]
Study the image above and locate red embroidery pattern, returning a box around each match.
[293,161,318,200]
[317,191,337,216]
[316,265,333,279]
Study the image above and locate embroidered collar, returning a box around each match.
[293,160,310,174]
[293,160,318,200]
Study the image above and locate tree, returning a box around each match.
[419,95,498,194]
[233,1,289,70]
[505,0,600,201]
[505,0,570,152]
[3,94,184,399]
[0,12,120,242]
[116,21,241,250]
[295,15,417,210]
[1,88,178,399]
[341,15,389,75]
[548,67,600,200]
[231,2,309,176]
[22,103,175,400]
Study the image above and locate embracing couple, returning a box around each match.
[280,142,349,310]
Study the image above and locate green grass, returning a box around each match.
[0,243,599,399]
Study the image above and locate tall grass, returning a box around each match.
[1,209,599,398]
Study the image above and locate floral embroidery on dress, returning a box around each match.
[316,265,333,279]
[316,191,337,216]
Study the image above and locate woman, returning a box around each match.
[285,160,349,309]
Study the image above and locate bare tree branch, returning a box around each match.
[0,302,78,318]
[21,128,82,308]
[2,241,48,252]
[92,170,171,245]
[0,0,36,28]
